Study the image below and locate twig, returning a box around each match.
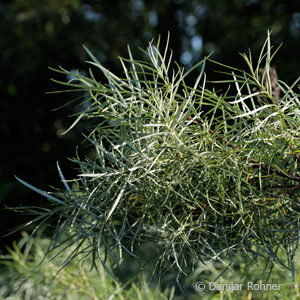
[289,145,300,163]
[188,115,299,215]
[187,115,299,183]
[279,184,300,197]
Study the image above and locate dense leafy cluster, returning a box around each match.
[15,33,299,282]
[0,232,172,300]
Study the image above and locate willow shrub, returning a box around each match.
[12,32,300,284]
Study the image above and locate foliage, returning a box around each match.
[178,248,300,299]
[0,231,173,300]
[3,0,300,251]
[11,32,300,287]
[0,233,299,299]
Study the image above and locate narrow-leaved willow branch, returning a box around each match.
[12,32,300,286]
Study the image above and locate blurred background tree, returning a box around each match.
[1,0,300,248]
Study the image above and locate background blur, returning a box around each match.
[1,0,300,249]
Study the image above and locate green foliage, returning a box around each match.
[3,0,300,255]
[0,231,173,300]
[12,33,300,286]
[0,233,299,299]
[177,249,300,299]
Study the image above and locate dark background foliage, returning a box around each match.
[1,0,300,249]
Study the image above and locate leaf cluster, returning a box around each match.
[12,32,300,283]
